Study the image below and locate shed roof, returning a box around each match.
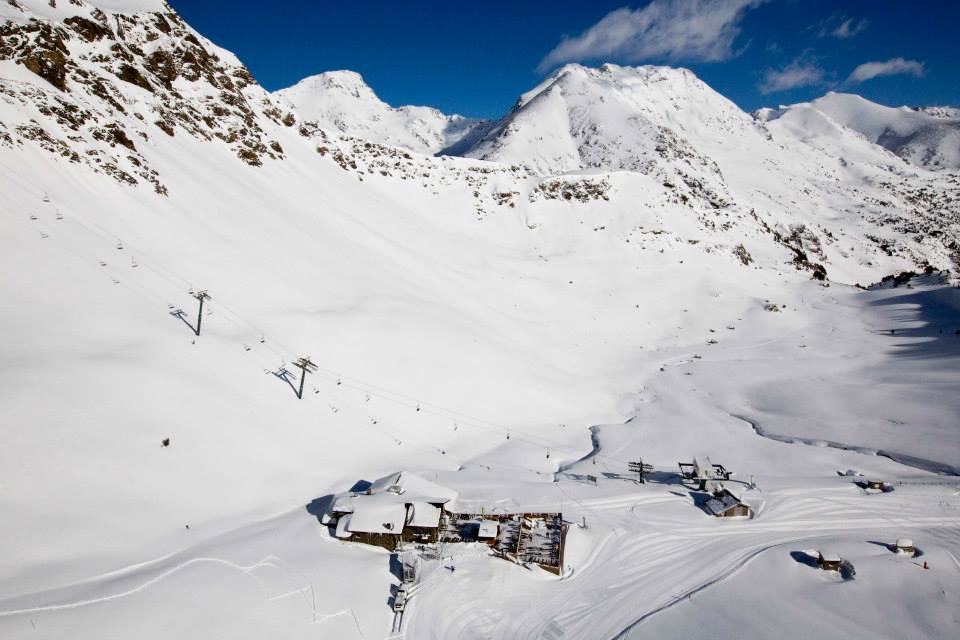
[368,471,456,504]
[820,551,841,562]
[346,494,407,535]
[478,520,499,538]
[705,490,743,516]
[335,514,353,538]
[406,502,442,528]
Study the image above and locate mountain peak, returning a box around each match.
[274,70,485,155]
[797,92,960,170]
[284,70,383,105]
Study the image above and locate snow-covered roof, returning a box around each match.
[368,471,456,504]
[344,494,407,535]
[478,520,499,538]
[331,494,358,514]
[327,471,456,536]
[335,514,353,539]
[820,551,841,562]
[693,456,723,479]
[705,490,743,516]
[896,538,914,548]
[406,502,441,529]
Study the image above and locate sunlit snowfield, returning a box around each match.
[1,1,959,638]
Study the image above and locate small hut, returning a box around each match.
[818,551,841,571]
[403,501,444,543]
[478,519,499,544]
[861,478,892,492]
[705,486,751,518]
[895,538,915,555]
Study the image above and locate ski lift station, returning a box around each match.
[678,456,732,490]
[321,471,567,573]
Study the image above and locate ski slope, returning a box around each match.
[1,2,959,638]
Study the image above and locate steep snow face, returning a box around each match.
[274,71,484,155]
[800,92,960,171]
[456,63,960,279]
[458,63,740,205]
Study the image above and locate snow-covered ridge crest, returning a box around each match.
[274,70,485,155]
[1,0,167,23]
[766,92,960,171]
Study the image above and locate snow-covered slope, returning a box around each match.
[274,71,483,155]
[780,92,960,171]
[1,4,959,640]
[456,63,960,281]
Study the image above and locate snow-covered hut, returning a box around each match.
[818,551,841,571]
[478,519,499,543]
[704,486,751,518]
[325,471,456,550]
[895,538,915,555]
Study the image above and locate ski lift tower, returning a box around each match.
[292,356,318,399]
[191,290,210,336]
[627,460,654,484]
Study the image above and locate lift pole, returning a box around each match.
[292,356,318,399]
[192,290,210,336]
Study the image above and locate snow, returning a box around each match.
[406,503,442,529]
[274,71,484,155]
[0,3,959,638]
[773,92,960,171]
[478,520,499,538]
[0,0,165,22]
[344,495,407,534]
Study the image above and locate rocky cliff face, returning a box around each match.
[0,0,292,194]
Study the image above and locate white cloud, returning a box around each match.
[758,57,826,94]
[538,0,766,73]
[814,14,868,39]
[830,17,868,38]
[845,58,926,85]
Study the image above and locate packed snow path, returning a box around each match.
[402,482,960,639]
[1,475,957,640]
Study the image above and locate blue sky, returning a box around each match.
[171,0,960,119]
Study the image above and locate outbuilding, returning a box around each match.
[895,538,915,555]
[705,487,751,518]
[818,551,841,571]
[325,471,455,550]
[478,519,499,543]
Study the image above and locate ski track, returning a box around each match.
[733,414,960,476]
[0,555,297,619]
[403,484,960,640]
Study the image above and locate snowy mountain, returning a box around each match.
[455,63,959,279]
[1,3,960,640]
[774,92,960,171]
[274,70,484,155]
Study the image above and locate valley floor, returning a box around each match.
[1,274,958,640]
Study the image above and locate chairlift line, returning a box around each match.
[25,191,645,465]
